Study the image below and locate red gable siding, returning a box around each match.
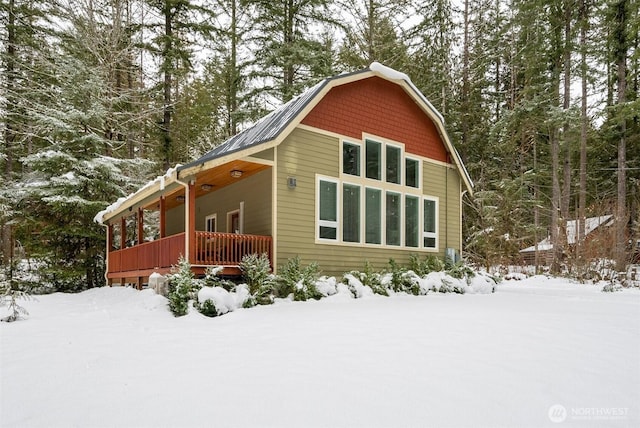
[300,76,449,163]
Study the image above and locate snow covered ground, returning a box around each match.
[1,276,639,428]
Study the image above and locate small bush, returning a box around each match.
[0,278,31,322]
[167,257,202,316]
[202,266,235,291]
[386,259,420,294]
[196,299,219,317]
[602,282,622,293]
[409,254,444,276]
[277,256,322,301]
[346,261,387,296]
[240,253,272,295]
[239,253,276,305]
[445,259,475,280]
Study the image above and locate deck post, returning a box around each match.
[120,217,127,249]
[159,196,166,238]
[137,208,144,244]
[188,181,196,263]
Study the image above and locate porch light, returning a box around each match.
[176,195,185,202]
[200,183,213,191]
[230,169,243,178]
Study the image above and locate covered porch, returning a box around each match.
[101,156,274,287]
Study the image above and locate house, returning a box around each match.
[95,63,474,286]
[519,215,614,265]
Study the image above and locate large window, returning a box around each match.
[343,142,360,176]
[366,139,381,180]
[318,137,439,250]
[386,192,401,246]
[365,188,382,244]
[343,184,360,242]
[423,198,438,249]
[386,145,401,184]
[405,196,420,247]
[406,158,420,188]
[318,180,338,240]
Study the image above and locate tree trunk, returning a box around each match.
[578,0,589,265]
[614,0,628,272]
[162,0,173,170]
[560,0,571,266]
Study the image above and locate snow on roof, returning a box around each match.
[93,165,180,224]
[520,215,613,252]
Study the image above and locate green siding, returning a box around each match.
[275,127,463,277]
[249,148,274,162]
[196,168,272,235]
[423,162,462,256]
[166,206,185,236]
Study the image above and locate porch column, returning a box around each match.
[120,217,127,249]
[188,180,196,263]
[107,224,114,252]
[159,196,166,238]
[137,208,144,245]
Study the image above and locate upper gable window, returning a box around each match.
[365,139,382,180]
[386,145,401,184]
[406,158,420,188]
[342,142,360,176]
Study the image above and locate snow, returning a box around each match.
[521,215,613,252]
[93,165,180,224]
[1,277,639,428]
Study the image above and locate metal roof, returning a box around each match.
[178,69,366,172]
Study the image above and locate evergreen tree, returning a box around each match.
[336,0,410,71]
[248,0,337,103]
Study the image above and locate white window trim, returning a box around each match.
[364,186,383,245]
[385,143,404,186]
[423,196,439,251]
[341,140,362,178]
[205,213,217,232]
[227,209,240,233]
[405,156,421,190]
[404,194,421,248]
[342,181,362,244]
[385,190,403,246]
[316,176,339,242]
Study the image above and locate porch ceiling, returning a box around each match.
[145,159,271,212]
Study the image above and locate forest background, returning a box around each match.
[0,0,638,291]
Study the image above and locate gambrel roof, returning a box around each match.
[178,62,473,194]
[96,63,473,224]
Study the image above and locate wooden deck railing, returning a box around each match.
[194,231,272,266]
[108,232,272,276]
[108,233,186,274]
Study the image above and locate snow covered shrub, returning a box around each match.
[167,257,202,316]
[445,260,475,280]
[240,253,272,295]
[601,282,623,293]
[276,256,322,301]
[196,286,240,316]
[239,254,276,306]
[385,259,420,295]
[343,262,386,296]
[342,273,375,298]
[197,299,219,317]
[202,266,235,291]
[409,254,444,276]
